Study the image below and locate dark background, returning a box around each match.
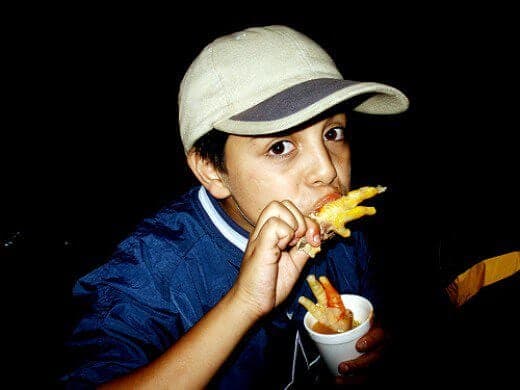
[2,5,518,387]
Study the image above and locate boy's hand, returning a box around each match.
[233,200,321,319]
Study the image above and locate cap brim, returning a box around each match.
[214,78,409,135]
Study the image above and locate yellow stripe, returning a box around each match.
[445,251,520,308]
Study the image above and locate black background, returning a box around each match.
[2,5,518,387]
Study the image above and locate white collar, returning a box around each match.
[198,186,248,252]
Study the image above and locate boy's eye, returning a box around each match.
[324,127,345,141]
[268,140,295,156]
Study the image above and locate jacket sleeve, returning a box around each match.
[60,235,192,387]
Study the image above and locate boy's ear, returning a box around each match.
[186,151,231,199]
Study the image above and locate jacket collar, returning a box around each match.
[197,186,249,252]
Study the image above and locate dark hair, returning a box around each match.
[191,129,229,172]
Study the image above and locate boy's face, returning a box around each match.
[220,113,351,233]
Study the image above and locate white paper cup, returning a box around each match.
[303,294,373,376]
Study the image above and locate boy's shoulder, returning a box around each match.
[145,186,202,228]
[77,187,207,277]
[121,186,211,260]
[74,186,223,297]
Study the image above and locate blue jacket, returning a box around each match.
[61,186,378,389]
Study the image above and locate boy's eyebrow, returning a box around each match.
[247,137,264,146]
[325,119,347,128]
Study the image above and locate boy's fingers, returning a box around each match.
[304,216,321,247]
[287,243,312,273]
[252,201,298,242]
[253,201,320,249]
[249,217,295,262]
[281,200,307,245]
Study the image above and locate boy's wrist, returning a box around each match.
[227,284,265,323]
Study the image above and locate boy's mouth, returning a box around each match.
[311,192,342,214]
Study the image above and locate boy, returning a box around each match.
[61,25,408,388]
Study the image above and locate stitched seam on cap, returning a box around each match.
[208,45,231,111]
[281,27,315,74]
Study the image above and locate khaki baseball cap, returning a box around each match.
[179,25,409,153]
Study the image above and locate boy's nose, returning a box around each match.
[306,145,337,186]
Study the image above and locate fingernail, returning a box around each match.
[313,234,320,243]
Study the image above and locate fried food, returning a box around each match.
[297,185,386,257]
[298,275,354,333]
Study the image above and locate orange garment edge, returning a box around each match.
[445,251,520,308]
